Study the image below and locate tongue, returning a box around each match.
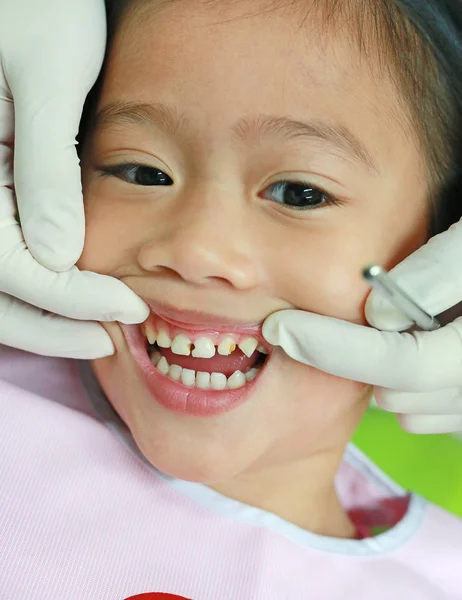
[159,347,259,377]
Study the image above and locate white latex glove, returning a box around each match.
[0,0,149,359]
[263,220,462,434]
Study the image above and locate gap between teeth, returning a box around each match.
[144,325,267,358]
[152,352,260,390]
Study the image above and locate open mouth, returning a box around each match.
[143,316,269,391]
[121,309,272,417]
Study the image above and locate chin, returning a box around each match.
[135,437,247,484]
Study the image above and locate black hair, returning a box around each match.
[394,0,462,230]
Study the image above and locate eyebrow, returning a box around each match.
[94,101,189,137]
[94,101,378,173]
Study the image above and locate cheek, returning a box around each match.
[78,184,147,273]
[262,225,371,324]
[277,354,371,453]
[264,208,428,323]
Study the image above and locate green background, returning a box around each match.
[354,409,462,517]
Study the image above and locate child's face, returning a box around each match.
[79,0,428,482]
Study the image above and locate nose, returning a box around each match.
[137,188,262,289]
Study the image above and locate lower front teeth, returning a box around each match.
[196,371,211,389]
[168,364,182,381]
[181,368,196,387]
[150,352,259,390]
[245,368,259,382]
[227,370,246,389]
[157,356,169,375]
[210,372,227,390]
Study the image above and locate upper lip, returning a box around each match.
[145,300,264,333]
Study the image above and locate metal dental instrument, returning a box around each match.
[362,264,441,331]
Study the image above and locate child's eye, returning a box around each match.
[99,163,174,186]
[260,181,338,210]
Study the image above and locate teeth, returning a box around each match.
[168,364,182,381]
[192,337,216,359]
[154,360,260,390]
[238,337,258,358]
[196,371,211,389]
[227,370,246,390]
[157,329,172,349]
[257,344,268,354]
[157,356,169,375]
[171,334,192,356]
[150,350,162,366]
[211,372,227,390]
[245,368,259,382]
[218,336,236,356]
[144,324,157,345]
[181,368,196,387]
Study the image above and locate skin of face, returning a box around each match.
[78,0,429,534]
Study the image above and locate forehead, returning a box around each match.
[100,0,417,169]
[107,0,398,98]
[114,0,379,72]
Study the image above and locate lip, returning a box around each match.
[120,306,270,417]
[145,300,263,333]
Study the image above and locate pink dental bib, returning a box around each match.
[1,345,461,599]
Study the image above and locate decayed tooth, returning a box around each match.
[171,334,192,356]
[211,372,227,390]
[192,337,216,359]
[168,364,183,381]
[238,337,258,358]
[181,368,196,387]
[257,344,268,354]
[218,336,236,356]
[150,350,162,366]
[157,356,169,375]
[245,368,259,382]
[196,371,211,389]
[144,324,157,345]
[157,329,172,349]
[227,370,246,390]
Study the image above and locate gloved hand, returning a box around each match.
[263,220,462,434]
[0,0,148,359]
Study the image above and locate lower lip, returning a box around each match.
[121,325,265,417]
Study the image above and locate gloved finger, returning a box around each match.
[375,386,462,415]
[13,90,86,271]
[0,224,149,323]
[0,292,114,359]
[365,220,462,331]
[262,309,462,391]
[0,83,14,192]
[6,0,106,271]
[397,413,462,435]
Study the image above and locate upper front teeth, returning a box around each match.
[171,334,192,356]
[157,329,172,348]
[143,326,264,358]
[192,337,216,358]
[145,324,157,345]
[238,337,258,358]
[217,337,236,356]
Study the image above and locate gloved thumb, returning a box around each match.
[263,310,380,379]
[262,309,462,391]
